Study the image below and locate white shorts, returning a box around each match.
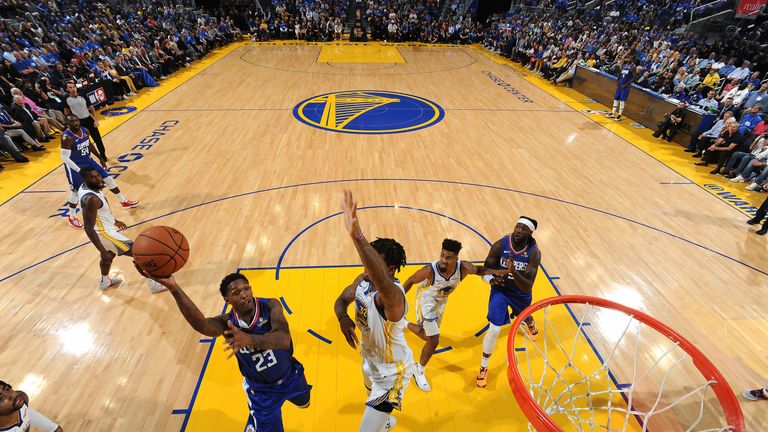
[416,288,448,337]
[362,357,413,411]
[97,229,133,256]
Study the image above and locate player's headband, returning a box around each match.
[517,217,536,232]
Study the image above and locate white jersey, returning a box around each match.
[424,260,462,297]
[78,186,115,232]
[5,403,30,431]
[354,278,412,366]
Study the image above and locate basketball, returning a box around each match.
[133,226,190,277]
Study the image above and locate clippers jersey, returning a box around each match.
[229,298,294,385]
[63,127,92,165]
[354,278,412,366]
[77,186,116,233]
[497,235,538,292]
[425,260,462,297]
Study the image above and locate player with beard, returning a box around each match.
[476,217,541,388]
[133,270,313,432]
[0,380,62,431]
[403,238,508,392]
[78,167,163,293]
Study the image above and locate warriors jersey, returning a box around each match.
[424,259,462,297]
[354,278,412,366]
[1,403,30,432]
[78,186,116,233]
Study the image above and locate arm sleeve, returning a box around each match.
[60,148,80,172]
[29,407,60,432]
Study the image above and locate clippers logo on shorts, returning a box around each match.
[293,90,444,134]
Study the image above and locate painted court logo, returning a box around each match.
[293,90,444,134]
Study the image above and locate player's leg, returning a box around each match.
[406,286,428,341]
[477,288,510,388]
[64,167,84,229]
[96,238,122,291]
[92,162,140,208]
[285,360,312,408]
[413,295,443,391]
[80,116,107,161]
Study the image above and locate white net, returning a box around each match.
[511,301,737,432]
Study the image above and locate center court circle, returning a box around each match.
[292,90,445,134]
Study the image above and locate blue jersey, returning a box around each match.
[496,235,538,292]
[229,298,295,385]
[64,127,92,165]
[617,63,635,87]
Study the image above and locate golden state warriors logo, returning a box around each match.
[293,90,444,134]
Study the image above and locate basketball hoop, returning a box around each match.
[506,295,745,432]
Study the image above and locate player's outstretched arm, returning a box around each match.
[403,264,431,293]
[223,299,291,356]
[460,261,509,278]
[334,274,363,349]
[134,264,228,337]
[341,190,404,320]
[509,248,541,294]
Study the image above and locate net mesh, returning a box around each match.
[511,301,735,432]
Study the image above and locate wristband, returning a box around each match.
[482,274,493,284]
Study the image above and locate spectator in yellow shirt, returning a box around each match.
[702,67,721,90]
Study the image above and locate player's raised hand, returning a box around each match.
[339,315,359,349]
[341,190,363,240]
[223,321,253,359]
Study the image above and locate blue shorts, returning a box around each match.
[243,358,312,432]
[65,158,110,192]
[487,285,532,327]
[614,86,631,101]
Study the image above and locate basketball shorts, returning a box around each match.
[416,288,448,337]
[362,357,413,411]
[614,86,631,102]
[65,159,110,192]
[487,285,532,327]
[243,358,312,432]
[97,229,132,256]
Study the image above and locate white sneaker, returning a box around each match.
[731,175,745,182]
[413,363,431,392]
[747,182,759,191]
[147,279,168,294]
[384,416,396,431]
[99,275,123,291]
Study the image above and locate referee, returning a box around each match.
[64,81,107,163]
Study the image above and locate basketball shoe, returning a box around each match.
[67,215,83,229]
[742,387,768,401]
[147,279,168,294]
[99,275,123,291]
[476,367,488,388]
[121,200,140,209]
[413,363,431,392]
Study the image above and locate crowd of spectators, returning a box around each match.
[481,1,767,194]
[0,0,241,172]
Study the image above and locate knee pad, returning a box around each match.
[482,323,502,354]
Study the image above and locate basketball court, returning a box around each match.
[0,41,765,431]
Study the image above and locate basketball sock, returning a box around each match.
[619,101,625,115]
[481,355,490,368]
[481,323,501,367]
[101,275,110,284]
[104,176,118,190]
[359,406,390,431]
[612,101,618,115]
[117,192,127,202]
[67,192,78,216]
